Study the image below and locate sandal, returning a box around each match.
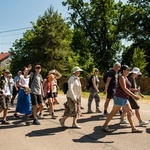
[59,118,65,127]
[132,128,143,133]
[103,127,114,133]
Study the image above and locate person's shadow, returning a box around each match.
[72,124,130,143]
[25,127,66,137]
[146,128,150,134]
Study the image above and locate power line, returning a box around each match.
[0,33,23,37]
[0,27,32,34]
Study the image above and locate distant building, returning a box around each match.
[0,52,11,69]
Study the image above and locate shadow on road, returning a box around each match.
[72,124,130,143]
[146,128,150,134]
[25,126,66,137]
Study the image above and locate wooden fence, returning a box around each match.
[57,77,150,94]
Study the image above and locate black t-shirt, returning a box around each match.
[108,69,117,91]
[128,76,137,94]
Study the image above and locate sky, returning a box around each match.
[0,0,128,53]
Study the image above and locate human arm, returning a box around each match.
[119,76,139,100]
[104,77,111,94]
[54,69,62,80]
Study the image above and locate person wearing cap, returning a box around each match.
[87,68,101,113]
[59,66,83,128]
[103,62,121,116]
[30,64,44,125]
[120,67,149,126]
[0,69,11,124]
[11,71,22,106]
[103,65,143,133]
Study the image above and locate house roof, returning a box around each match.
[0,52,10,62]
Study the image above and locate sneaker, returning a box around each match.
[120,119,129,124]
[72,124,81,129]
[103,112,109,116]
[96,109,102,113]
[103,127,115,132]
[14,113,21,119]
[33,118,41,125]
[1,120,10,125]
[139,121,149,126]
[51,114,58,119]
[38,114,44,119]
[87,110,93,113]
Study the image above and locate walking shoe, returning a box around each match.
[33,118,41,125]
[96,109,102,113]
[87,110,93,113]
[120,119,129,124]
[1,120,10,125]
[103,127,115,133]
[38,113,44,119]
[103,112,109,116]
[51,114,58,119]
[139,121,149,126]
[14,113,21,119]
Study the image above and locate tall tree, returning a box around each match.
[121,0,150,75]
[62,0,124,71]
[10,6,75,76]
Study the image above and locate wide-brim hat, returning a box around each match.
[73,66,83,74]
[130,67,142,75]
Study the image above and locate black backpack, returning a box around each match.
[103,71,109,83]
[85,75,94,90]
[62,82,68,94]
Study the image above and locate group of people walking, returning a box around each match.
[0,63,149,133]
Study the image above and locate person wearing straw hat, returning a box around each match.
[120,67,149,126]
[59,66,83,128]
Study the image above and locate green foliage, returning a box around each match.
[10,6,76,77]
[62,0,124,71]
[130,47,148,75]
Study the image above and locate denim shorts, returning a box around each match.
[113,96,129,106]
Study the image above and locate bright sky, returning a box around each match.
[0,0,128,53]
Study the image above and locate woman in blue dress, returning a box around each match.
[14,65,32,117]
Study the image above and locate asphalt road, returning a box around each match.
[0,94,150,150]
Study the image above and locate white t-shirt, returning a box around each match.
[20,75,29,87]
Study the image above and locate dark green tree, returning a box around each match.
[62,0,124,71]
[10,6,75,77]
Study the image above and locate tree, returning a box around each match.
[62,0,124,71]
[10,6,75,77]
[130,47,148,75]
[120,0,150,75]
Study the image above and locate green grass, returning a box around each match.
[58,90,150,102]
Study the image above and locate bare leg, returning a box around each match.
[103,105,121,128]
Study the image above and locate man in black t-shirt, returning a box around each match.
[103,62,121,116]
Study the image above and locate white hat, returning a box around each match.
[48,70,55,75]
[73,66,83,74]
[130,67,142,75]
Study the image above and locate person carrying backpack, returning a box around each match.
[87,68,101,113]
[59,66,83,128]
[103,62,121,116]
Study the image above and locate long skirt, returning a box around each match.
[16,89,32,114]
